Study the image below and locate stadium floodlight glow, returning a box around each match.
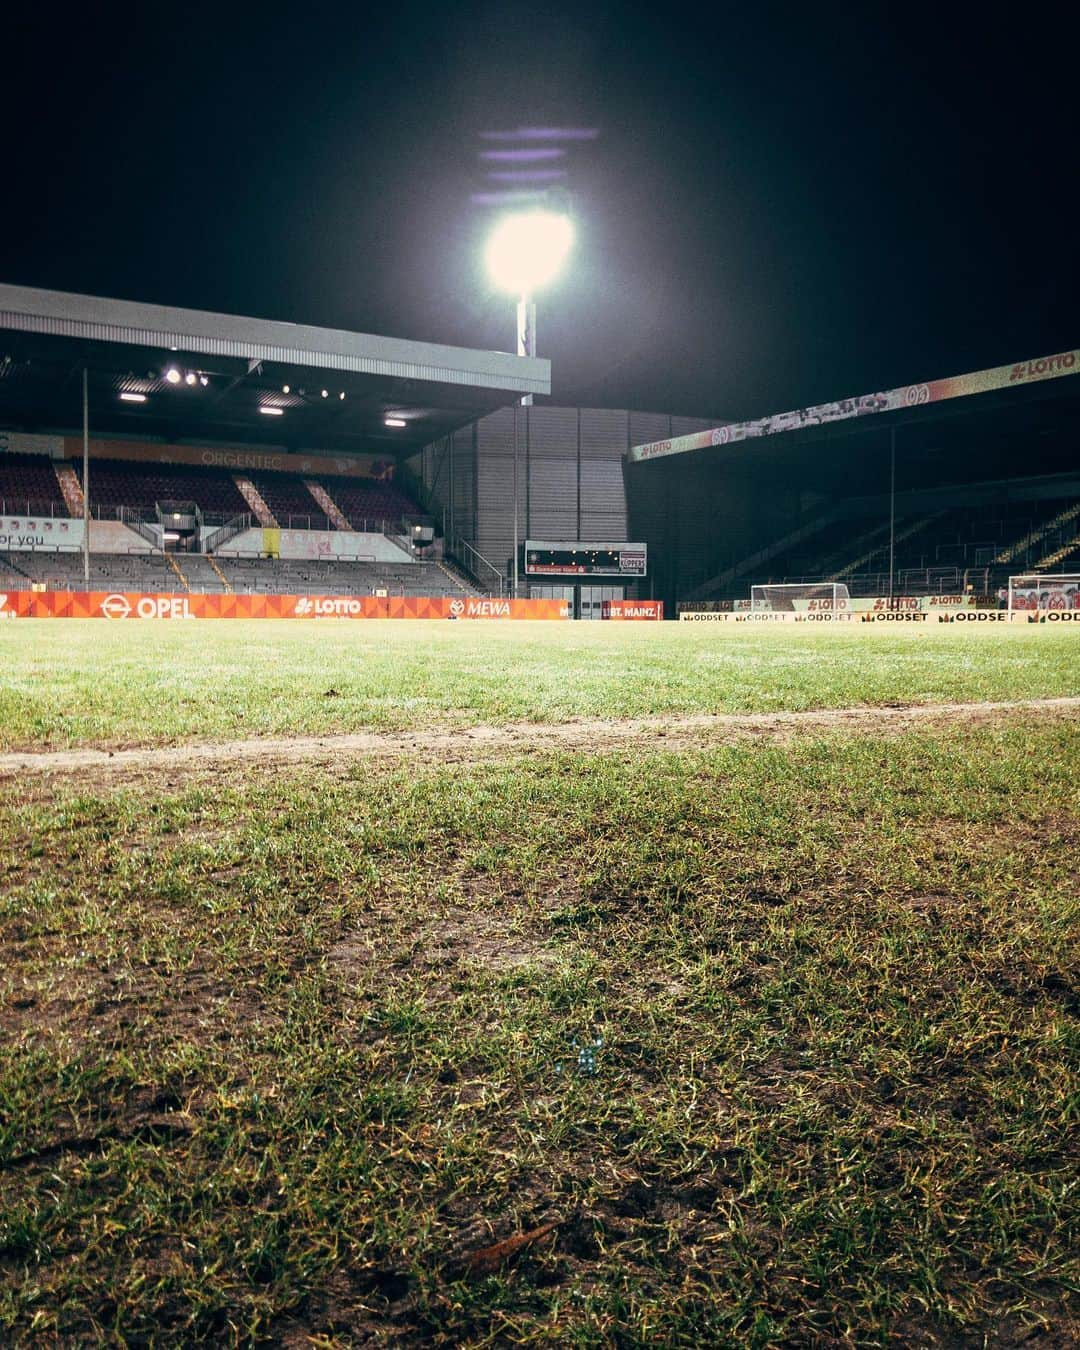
[384,416,407,428]
[282,384,290,393]
[339,391,345,400]
[199,375,209,386]
[119,392,147,403]
[484,209,574,296]
[164,366,182,384]
[184,371,197,386]
[321,389,328,398]
[259,406,285,416]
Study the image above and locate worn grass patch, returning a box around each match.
[1,619,1077,750]
[1,718,1077,1344]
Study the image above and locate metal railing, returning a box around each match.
[204,513,254,554]
[0,498,71,519]
[448,537,504,597]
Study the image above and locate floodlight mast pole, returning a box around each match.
[888,427,896,599]
[513,294,536,601]
[82,367,90,585]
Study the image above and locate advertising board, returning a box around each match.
[0,591,570,620]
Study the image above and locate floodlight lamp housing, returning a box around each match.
[485,208,574,297]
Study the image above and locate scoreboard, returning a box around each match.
[524,540,647,578]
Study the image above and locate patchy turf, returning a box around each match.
[1,619,1078,750]
[2,717,1077,1345]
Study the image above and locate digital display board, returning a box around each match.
[524,540,647,578]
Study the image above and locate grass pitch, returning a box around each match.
[1,622,1078,1345]
[2,619,1078,750]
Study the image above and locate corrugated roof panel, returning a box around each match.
[0,283,551,396]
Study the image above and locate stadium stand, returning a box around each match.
[694,491,1080,601]
[0,550,475,598]
[321,478,422,532]
[75,458,249,520]
[0,453,68,515]
[248,474,330,529]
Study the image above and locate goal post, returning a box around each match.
[1007,573,1080,613]
[750,581,851,613]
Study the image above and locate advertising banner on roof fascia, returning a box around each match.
[56,437,394,481]
[0,591,570,620]
[0,432,64,457]
[630,348,1080,463]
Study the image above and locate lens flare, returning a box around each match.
[485,210,574,296]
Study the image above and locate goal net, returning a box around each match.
[1007,573,1080,612]
[750,582,851,613]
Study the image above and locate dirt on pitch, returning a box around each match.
[1,695,1078,790]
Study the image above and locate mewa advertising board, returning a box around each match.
[0,592,570,620]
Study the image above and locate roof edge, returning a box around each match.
[0,282,551,397]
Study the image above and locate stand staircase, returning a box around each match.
[53,462,85,517]
[304,480,351,531]
[206,556,233,592]
[233,476,277,526]
[165,555,190,591]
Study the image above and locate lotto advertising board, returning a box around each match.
[0,592,570,621]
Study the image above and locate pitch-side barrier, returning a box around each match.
[0,591,570,620]
[678,610,1080,626]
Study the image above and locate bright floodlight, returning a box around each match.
[485,209,573,296]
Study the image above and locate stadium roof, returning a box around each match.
[0,283,550,455]
[628,345,1080,464]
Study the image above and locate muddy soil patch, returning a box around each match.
[2,696,1077,790]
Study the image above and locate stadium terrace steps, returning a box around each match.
[434,558,481,596]
[997,501,1080,565]
[0,551,31,580]
[232,476,276,527]
[304,480,351,531]
[831,513,944,581]
[1034,535,1080,569]
[205,555,233,593]
[0,549,492,600]
[698,496,1080,602]
[4,551,185,593]
[164,554,190,592]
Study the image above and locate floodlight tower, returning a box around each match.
[485,207,574,598]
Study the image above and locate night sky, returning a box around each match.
[3,3,1074,421]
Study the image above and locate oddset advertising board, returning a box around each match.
[0,592,571,621]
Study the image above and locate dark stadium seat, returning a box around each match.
[248,475,330,529]
[321,479,423,531]
[75,458,249,519]
[0,453,68,516]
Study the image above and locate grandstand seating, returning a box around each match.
[0,550,474,598]
[58,458,426,535]
[699,493,1080,600]
[0,453,67,516]
[321,479,421,531]
[76,458,248,520]
[249,474,328,528]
